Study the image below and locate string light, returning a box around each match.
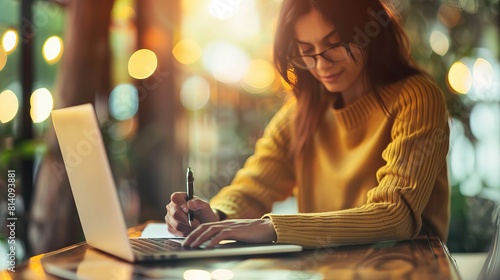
[1,29,18,54]
[42,36,64,64]
[0,90,19,123]
[448,61,472,94]
[30,88,54,123]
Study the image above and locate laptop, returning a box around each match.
[51,103,302,262]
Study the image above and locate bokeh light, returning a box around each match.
[476,139,500,189]
[0,90,19,123]
[437,3,462,28]
[429,30,449,56]
[172,39,202,65]
[0,47,6,71]
[183,269,211,280]
[469,103,499,141]
[476,139,500,188]
[128,49,158,79]
[448,61,472,94]
[202,41,250,83]
[180,76,211,111]
[208,0,241,19]
[459,173,483,197]
[222,2,260,40]
[112,2,136,22]
[211,269,234,280]
[2,29,18,54]
[449,118,464,142]
[469,103,500,189]
[460,0,479,14]
[108,118,137,141]
[42,36,64,64]
[472,58,494,93]
[449,134,475,184]
[242,59,276,93]
[109,84,139,120]
[30,88,54,123]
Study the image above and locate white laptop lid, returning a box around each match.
[52,104,135,262]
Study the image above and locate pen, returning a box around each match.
[186,167,194,227]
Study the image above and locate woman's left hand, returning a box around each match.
[182,219,277,248]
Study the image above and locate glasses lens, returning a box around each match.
[291,56,315,69]
[324,45,348,62]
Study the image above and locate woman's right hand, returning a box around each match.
[165,192,220,237]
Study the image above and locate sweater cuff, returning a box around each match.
[261,213,283,243]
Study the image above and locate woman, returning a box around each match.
[166,0,450,248]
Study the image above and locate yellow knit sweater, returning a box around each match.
[210,74,450,248]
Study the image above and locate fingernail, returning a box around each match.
[188,200,197,208]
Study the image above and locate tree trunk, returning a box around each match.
[29,0,114,255]
[133,0,183,222]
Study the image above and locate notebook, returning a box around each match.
[51,103,302,262]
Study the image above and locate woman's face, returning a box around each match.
[293,8,366,99]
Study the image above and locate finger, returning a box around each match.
[186,198,210,211]
[166,217,193,237]
[189,224,225,248]
[166,204,193,234]
[167,203,190,222]
[170,192,188,205]
[191,218,201,226]
[167,205,202,230]
[206,229,232,248]
[165,212,185,236]
[165,211,182,236]
[166,218,187,237]
[171,193,192,215]
[182,224,208,246]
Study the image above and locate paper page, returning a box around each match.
[139,223,182,239]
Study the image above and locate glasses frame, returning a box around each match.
[289,42,352,70]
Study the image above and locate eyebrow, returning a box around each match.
[294,29,338,45]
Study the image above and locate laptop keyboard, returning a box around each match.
[130,238,191,256]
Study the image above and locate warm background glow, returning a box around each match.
[180,75,211,111]
[208,0,241,19]
[202,41,250,83]
[242,59,276,93]
[172,39,202,64]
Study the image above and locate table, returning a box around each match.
[1,221,461,279]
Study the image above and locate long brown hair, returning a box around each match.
[274,0,423,157]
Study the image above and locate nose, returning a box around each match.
[315,55,333,70]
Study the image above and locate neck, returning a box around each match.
[340,74,370,107]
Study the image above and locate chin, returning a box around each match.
[322,83,346,93]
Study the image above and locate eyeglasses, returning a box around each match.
[289,42,351,70]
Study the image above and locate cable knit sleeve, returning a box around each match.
[209,98,297,219]
[263,75,450,248]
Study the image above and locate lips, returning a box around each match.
[321,70,344,83]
